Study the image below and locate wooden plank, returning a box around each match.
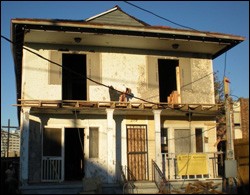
[234,139,249,187]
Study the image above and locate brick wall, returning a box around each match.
[240,98,249,139]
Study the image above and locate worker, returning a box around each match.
[119,87,131,102]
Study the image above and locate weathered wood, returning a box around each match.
[234,139,249,188]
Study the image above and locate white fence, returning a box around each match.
[42,156,62,182]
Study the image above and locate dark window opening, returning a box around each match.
[64,128,84,180]
[158,59,178,102]
[195,128,203,152]
[43,128,61,156]
[62,54,87,100]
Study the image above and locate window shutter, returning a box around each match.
[88,53,101,85]
[49,51,62,85]
[179,58,192,90]
[147,56,158,89]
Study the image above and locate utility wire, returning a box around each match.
[123,1,221,39]
[1,35,160,105]
[124,1,197,31]
[2,34,223,116]
[223,52,227,79]
[180,72,214,89]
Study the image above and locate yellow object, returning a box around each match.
[177,153,208,175]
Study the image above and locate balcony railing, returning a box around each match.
[15,99,222,112]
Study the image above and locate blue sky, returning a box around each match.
[1,1,249,128]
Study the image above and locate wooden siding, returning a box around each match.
[87,9,146,26]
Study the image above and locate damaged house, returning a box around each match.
[11,5,245,193]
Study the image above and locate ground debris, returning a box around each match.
[160,181,225,194]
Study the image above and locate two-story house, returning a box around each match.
[11,6,245,193]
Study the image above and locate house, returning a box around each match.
[11,5,245,193]
[233,98,249,139]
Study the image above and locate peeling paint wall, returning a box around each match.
[22,45,215,104]
[27,113,158,183]
[22,47,62,100]
[180,58,215,104]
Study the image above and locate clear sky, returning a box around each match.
[1,1,249,128]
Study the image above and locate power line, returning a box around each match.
[180,72,214,89]
[1,35,158,105]
[123,1,197,31]
[223,52,227,79]
[2,34,223,116]
[167,124,217,142]
[123,1,221,39]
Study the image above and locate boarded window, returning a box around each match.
[175,129,191,154]
[49,51,62,85]
[179,58,192,90]
[89,127,99,158]
[43,128,61,156]
[161,128,168,153]
[195,128,203,152]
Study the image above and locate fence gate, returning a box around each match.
[127,125,148,181]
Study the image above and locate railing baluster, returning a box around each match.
[41,157,62,182]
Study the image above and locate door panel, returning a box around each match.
[127,125,148,181]
[42,128,62,181]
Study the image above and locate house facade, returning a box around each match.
[233,98,249,139]
[11,6,245,191]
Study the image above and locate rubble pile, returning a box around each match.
[160,181,225,194]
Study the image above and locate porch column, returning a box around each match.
[106,108,115,183]
[153,109,162,170]
[20,107,31,186]
[168,127,175,179]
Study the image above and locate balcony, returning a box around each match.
[14,99,222,117]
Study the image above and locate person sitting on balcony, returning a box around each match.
[119,87,132,102]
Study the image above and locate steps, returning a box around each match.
[132,181,159,194]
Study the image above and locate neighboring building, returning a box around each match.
[11,6,245,193]
[233,98,249,139]
[1,129,20,157]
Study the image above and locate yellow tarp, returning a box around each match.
[177,153,208,175]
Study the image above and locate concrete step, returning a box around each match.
[133,181,159,194]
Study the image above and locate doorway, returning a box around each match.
[158,59,178,102]
[127,125,148,181]
[62,54,87,100]
[64,128,84,180]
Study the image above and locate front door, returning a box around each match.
[64,128,84,180]
[127,125,148,181]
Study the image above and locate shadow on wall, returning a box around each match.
[109,86,134,102]
[109,86,120,101]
